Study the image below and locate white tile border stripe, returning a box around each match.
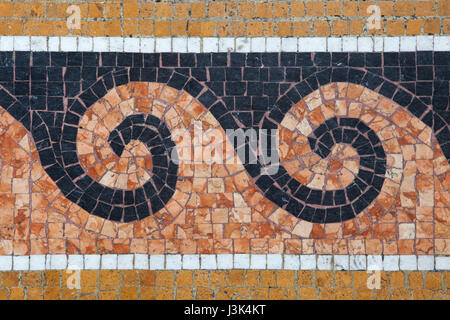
[0,256,13,271]
[2,255,447,271]
[134,254,149,270]
[0,36,448,52]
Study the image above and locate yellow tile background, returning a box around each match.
[0,270,448,300]
[0,0,448,37]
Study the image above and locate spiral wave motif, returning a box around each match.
[25,70,448,229]
[254,81,425,224]
[281,115,387,223]
[62,82,180,222]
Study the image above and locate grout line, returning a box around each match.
[0,254,448,271]
[0,36,448,52]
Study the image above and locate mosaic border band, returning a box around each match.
[0,36,449,52]
[0,35,448,268]
[0,254,448,271]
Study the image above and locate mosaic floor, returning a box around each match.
[0,38,448,271]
